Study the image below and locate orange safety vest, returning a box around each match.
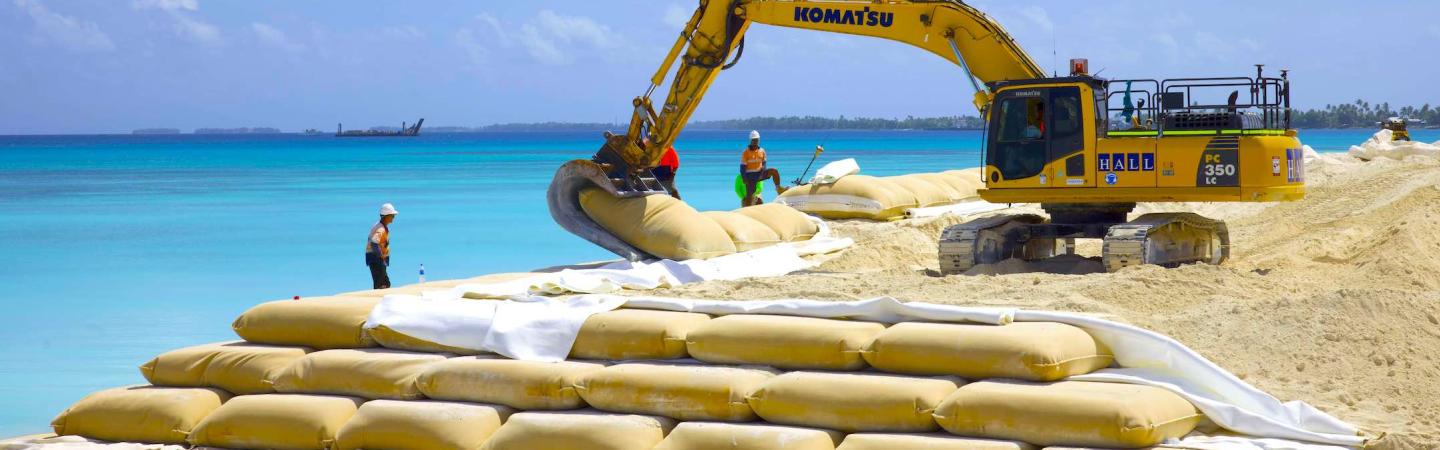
[367,222,390,258]
[741,147,766,172]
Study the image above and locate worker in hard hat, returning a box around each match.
[655,145,681,200]
[740,130,786,207]
[366,203,398,289]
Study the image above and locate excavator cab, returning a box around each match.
[1383,117,1411,141]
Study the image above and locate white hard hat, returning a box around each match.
[379,203,398,216]
[749,130,760,140]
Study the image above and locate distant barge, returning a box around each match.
[336,118,424,137]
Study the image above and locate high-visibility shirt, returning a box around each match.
[741,147,766,173]
[366,222,389,258]
[659,146,680,171]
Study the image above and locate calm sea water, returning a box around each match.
[0,128,1411,435]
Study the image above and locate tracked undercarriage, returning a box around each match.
[938,203,1230,275]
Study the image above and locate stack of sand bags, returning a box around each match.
[777,168,985,220]
[52,296,1212,450]
[579,188,820,260]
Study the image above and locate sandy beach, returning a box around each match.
[636,152,1440,449]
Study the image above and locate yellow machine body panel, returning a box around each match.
[977,82,1306,204]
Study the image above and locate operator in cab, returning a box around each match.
[1024,103,1046,139]
[740,130,787,207]
[366,203,397,289]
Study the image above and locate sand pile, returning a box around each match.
[647,152,1440,449]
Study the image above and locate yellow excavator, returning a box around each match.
[1382,117,1411,141]
[547,0,1306,273]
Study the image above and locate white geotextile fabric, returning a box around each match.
[424,218,851,300]
[906,200,1008,218]
[1348,129,1440,160]
[808,157,860,184]
[366,295,1363,449]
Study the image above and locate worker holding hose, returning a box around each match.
[740,130,786,207]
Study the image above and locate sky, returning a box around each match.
[2,0,1438,134]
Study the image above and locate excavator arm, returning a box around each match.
[549,0,1045,260]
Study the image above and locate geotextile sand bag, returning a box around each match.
[334,400,513,450]
[861,322,1112,381]
[686,315,885,370]
[574,363,775,421]
[655,422,843,450]
[232,296,380,349]
[480,411,675,450]
[188,393,363,450]
[570,309,712,360]
[579,187,736,260]
[888,174,957,207]
[272,349,448,400]
[51,386,230,445]
[701,211,783,251]
[734,203,820,242]
[747,371,960,432]
[417,357,605,410]
[776,175,917,220]
[140,341,311,395]
[932,381,1203,448]
[369,324,485,355]
[837,433,1037,450]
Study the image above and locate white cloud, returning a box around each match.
[251,22,304,52]
[174,14,219,43]
[463,11,620,66]
[132,0,220,44]
[13,0,115,51]
[519,10,617,65]
[453,28,491,67]
[380,25,425,41]
[1018,6,1053,33]
[131,0,195,11]
[663,4,691,29]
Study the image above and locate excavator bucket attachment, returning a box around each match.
[546,159,658,262]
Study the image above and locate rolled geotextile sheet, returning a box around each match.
[479,411,675,450]
[701,211,782,252]
[369,325,486,355]
[932,380,1203,448]
[654,422,844,450]
[548,159,654,261]
[747,371,961,433]
[569,309,712,360]
[836,433,1038,450]
[861,322,1113,381]
[232,296,380,349]
[271,349,449,400]
[51,386,230,445]
[574,363,776,421]
[775,174,918,220]
[140,341,311,395]
[187,393,364,450]
[333,400,513,450]
[685,314,885,370]
[416,357,605,410]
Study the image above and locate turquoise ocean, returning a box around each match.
[0,128,1425,435]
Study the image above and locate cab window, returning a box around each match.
[988,92,1048,181]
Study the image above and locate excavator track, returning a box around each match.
[1102,213,1230,272]
[938,214,1054,275]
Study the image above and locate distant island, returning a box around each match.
[194,127,282,135]
[127,100,1439,136]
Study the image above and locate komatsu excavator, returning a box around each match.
[547,0,1305,273]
